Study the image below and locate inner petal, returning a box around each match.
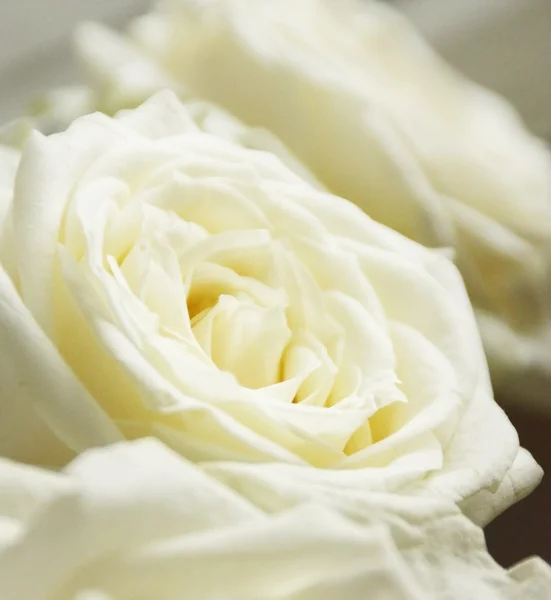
[192,294,292,389]
[187,261,286,319]
[282,331,338,407]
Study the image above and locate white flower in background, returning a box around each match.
[1,438,550,600]
[0,93,541,526]
[74,0,551,409]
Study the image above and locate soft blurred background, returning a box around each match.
[396,0,551,138]
[0,0,550,566]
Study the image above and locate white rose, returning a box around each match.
[1,438,550,600]
[74,0,551,409]
[0,93,540,526]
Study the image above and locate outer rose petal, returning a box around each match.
[0,439,550,600]
[399,239,544,524]
[0,267,122,465]
[417,382,542,526]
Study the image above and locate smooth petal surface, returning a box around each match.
[0,440,550,600]
[73,0,551,407]
[0,266,122,465]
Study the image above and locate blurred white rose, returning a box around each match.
[74,0,551,409]
[1,438,550,600]
[0,93,540,525]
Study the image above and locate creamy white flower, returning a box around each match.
[74,0,551,409]
[0,93,541,525]
[1,438,550,600]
